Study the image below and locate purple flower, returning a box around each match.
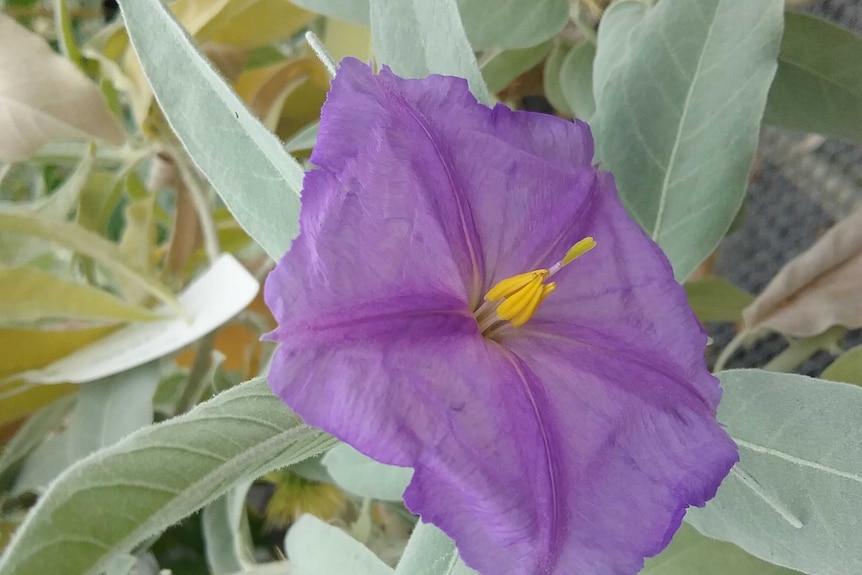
[265,59,738,575]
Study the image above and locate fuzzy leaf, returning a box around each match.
[591,0,784,280]
[765,12,862,142]
[686,370,862,575]
[117,0,305,260]
[0,378,335,575]
[369,0,491,105]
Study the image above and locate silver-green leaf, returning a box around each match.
[641,524,801,575]
[591,0,784,280]
[764,12,862,142]
[686,369,862,575]
[369,0,491,105]
[117,0,305,260]
[0,377,335,575]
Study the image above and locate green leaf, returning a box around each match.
[369,0,491,105]
[684,276,754,324]
[0,268,158,325]
[559,41,596,119]
[0,396,74,480]
[14,363,161,493]
[480,41,551,94]
[764,12,862,142]
[394,522,477,575]
[0,213,180,314]
[202,481,255,574]
[53,0,84,68]
[286,514,394,575]
[322,443,412,501]
[686,369,862,575]
[821,344,862,386]
[641,524,801,575]
[592,0,647,102]
[116,0,305,261]
[591,0,784,281]
[542,41,573,116]
[456,0,567,50]
[0,377,335,575]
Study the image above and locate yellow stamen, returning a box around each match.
[538,282,557,305]
[485,270,547,302]
[496,275,545,320]
[477,237,596,334]
[510,281,548,327]
[561,236,596,266]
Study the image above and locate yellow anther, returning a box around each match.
[476,237,595,334]
[485,270,548,303]
[538,282,557,305]
[496,275,545,321]
[510,281,547,327]
[561,237,596,267]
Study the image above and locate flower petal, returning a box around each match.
[313,59,600,301]
[525,172,723,409]
[264,166,469,338]
[499,335,738,574]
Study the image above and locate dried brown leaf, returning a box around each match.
[0,14,125,161]
[743,208,862,337]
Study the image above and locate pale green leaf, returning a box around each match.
[456,0,567,50]
[0,396,75,479]
[0,268,157,324]
[641,524,801,575]
[591,0,647,102]
[542,41,573,116]
[67,363,160,460]
[480,41,551,94]
[765,12,862,142]
[369,0,491,105]
[684,276,754,324]
[0,213,180,314]
[394,522,477,575]
[14,363,161,493]
[821,344,862,386]
[322,443,412,501]
[202,481,255,574]
[591,0,784,280]
[559,41,596,119]
[0,377,336,575]
[686,369,862,575]
[286,514,394,575]
[117,0,305,260]
[292,0,565,51]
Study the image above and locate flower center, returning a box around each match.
[475,237,596,337]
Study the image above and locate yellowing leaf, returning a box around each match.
[234,58,321,130]
[205,0,316,49]
[0,380,77,427]
[0,212,181,314]
[821,345,862,386]
[743,208,862,337]
[0,14,125,162]
[685,276,754,324]
[0,326,115,379]
[0,268,157,325]
[323,18,372,62]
